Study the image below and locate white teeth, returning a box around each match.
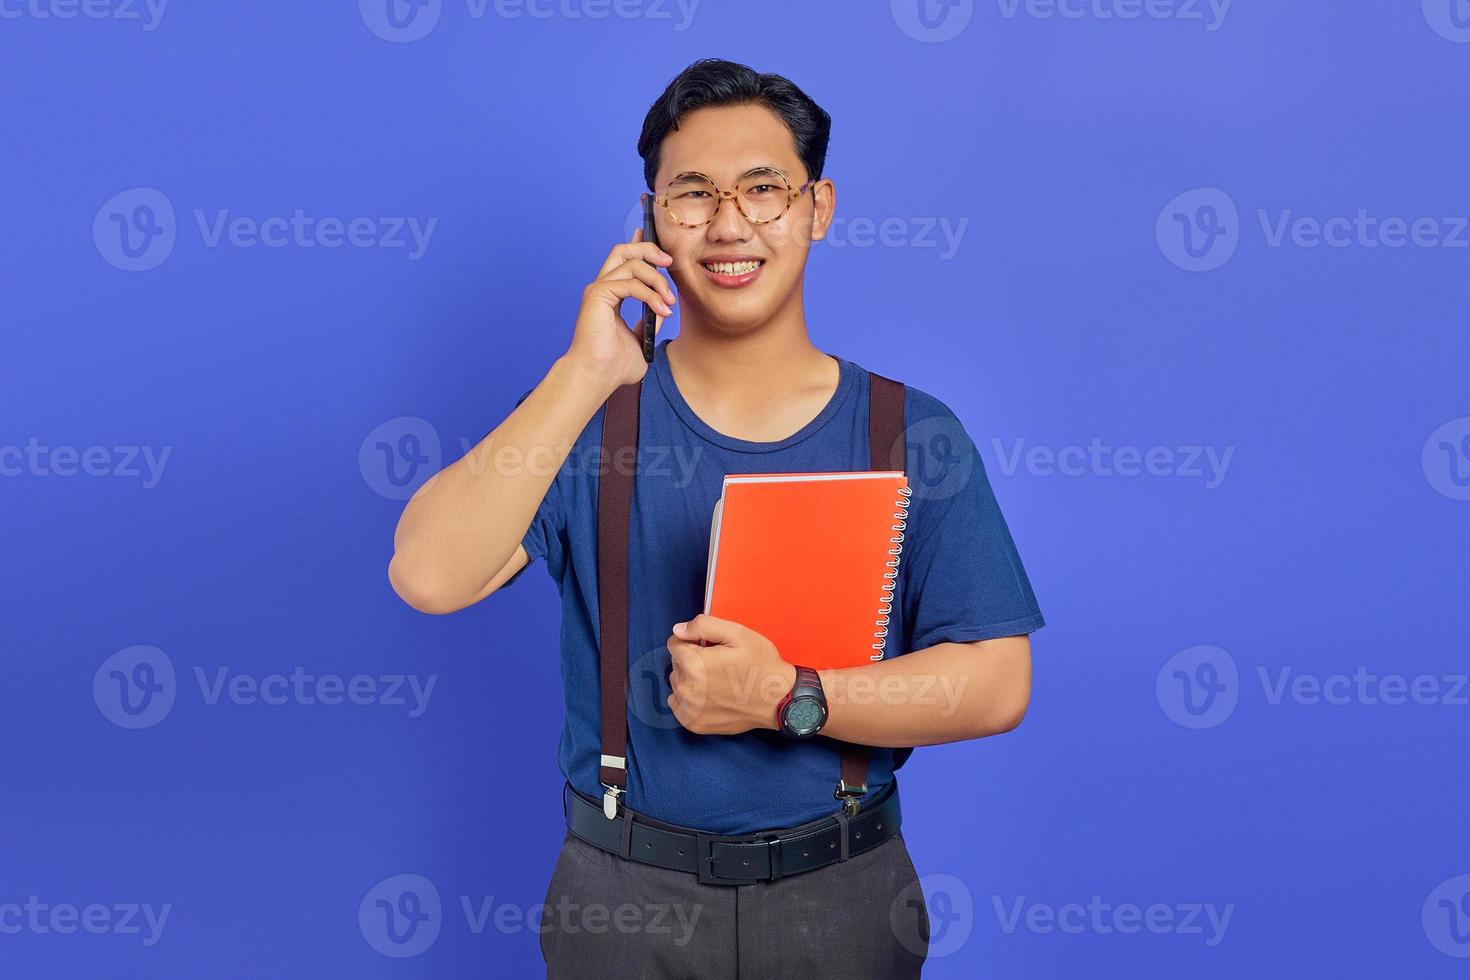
[703,260,762,275]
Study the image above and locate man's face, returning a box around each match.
[651,103,832,333]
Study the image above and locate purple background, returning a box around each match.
[2,0,1467,976]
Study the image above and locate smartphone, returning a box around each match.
[640,194,659,363]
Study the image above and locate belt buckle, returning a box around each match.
[693,832,784,885]
[693,832,727,885]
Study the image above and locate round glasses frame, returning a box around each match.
[651,170,816,228]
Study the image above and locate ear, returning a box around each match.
[810,178,836,242]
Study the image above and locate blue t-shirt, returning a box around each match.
[501,337,1044,834]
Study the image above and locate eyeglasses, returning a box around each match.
[651,167,815,228]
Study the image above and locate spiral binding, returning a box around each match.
[870,484,913,661]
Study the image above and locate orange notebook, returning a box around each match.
[702,471,912,669]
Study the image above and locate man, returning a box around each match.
[388,58,1044,978]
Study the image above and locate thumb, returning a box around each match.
[672,614,741,646]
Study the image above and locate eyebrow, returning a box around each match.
[669,165,789,183]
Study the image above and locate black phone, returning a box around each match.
[640,194,659,363]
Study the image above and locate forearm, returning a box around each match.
[389,354,614,608]
[812,636,1032,747]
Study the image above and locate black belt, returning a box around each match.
[562,778,903,886]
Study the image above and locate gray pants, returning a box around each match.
[539,827,930,978]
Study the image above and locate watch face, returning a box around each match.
[784,697,824,736]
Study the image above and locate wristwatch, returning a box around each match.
[776,666,828,738]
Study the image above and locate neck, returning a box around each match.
[665,320,830,399]
[663,313,841,443]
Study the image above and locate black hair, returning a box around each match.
[637,58,832,191]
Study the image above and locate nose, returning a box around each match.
[705,191,754,244]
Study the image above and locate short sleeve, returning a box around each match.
[496,386,567,589]
[897,396,1045,651]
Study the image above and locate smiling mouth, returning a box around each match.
[700,259,765,275]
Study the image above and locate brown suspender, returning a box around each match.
[596,370,907,822]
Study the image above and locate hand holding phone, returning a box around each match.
[562,199,675,392]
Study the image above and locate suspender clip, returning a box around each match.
[835,778,867,819]
[602,784,623,820]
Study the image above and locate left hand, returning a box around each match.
[666,614,797,735]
